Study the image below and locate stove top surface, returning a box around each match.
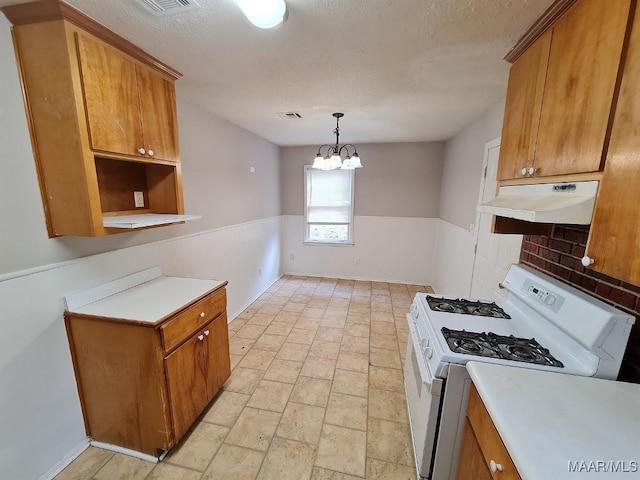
[410,292,594,376]
[425,295,511,319]
[441,327,564,368]
[408,264,634,379]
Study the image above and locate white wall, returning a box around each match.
[281,215,438,284]
[0,219,280,480]
[280,142,444,285]
[433,102,505,295]
[0,13,282,479]
[439,100,505,229]
[432,220,475,296]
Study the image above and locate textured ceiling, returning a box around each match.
[0,0,554,146]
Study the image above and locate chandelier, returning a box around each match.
[311,113,363,170]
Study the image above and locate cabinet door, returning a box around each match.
[204,313,231,401]
[586,8,640,287]
[456,418,493,480]
[498,29,551,181]
[164,332,207,440]
[534,0,632,177]
[76,33,143,157]
[137,66,180,162]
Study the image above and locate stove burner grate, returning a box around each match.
[426,296,511,319]
[441,327,564,368]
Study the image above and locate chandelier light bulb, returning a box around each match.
[341,156,354,170]
[329,153,343,170]
[349,153,363,169]
[312,154,324,169]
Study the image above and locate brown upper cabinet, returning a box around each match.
[1,0,189,237]
[77,33,179,162]
[498,0,634,182]
[585,4,640,286]
[498,29,552,181]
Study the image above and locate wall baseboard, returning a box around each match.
[38,438,90,480]
[228,274,283,322]
[281,271,432,287]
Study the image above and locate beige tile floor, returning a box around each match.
[54,276,434,480]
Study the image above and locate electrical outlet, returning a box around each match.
[134,191,144,208]
[250,166,255,173]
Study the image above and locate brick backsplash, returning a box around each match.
[520,225,640,383]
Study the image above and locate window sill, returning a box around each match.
[303,241,354,247]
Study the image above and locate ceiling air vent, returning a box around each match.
[135,0,201,15]
[277,112,303,119]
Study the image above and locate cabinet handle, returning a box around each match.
[204,329,210,336]
[200,312,205,317]
[490,460,503,473]
[147,148,154,157]
[528,167,537,176]
[198,334,204,341]
[520,167,527,176]
[582,256,595,266]
[138,147,146,155]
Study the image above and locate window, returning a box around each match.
[304,165,355,244]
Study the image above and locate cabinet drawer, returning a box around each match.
[161,288,226,352]
[467,385,520,480]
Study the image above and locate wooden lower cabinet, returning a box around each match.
[65,285,230,455]
[205,311,232,397]
[457,418,493,480]
[165,313,230,441]
[457,385,521,480]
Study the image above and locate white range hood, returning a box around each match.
[477,181,599,224]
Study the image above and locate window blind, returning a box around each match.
[304,166,355,244]
[306,169,353,224]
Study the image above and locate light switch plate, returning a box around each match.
[134,191,144,208]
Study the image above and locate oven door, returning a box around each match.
[404,314,443,479]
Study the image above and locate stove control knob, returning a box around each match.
[420,338,429,351]
[543,294,556,306]
[424,347,433,359]
[490,460,503,473]
[410,304,419,319]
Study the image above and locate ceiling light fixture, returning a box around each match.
[236,0,287,29]
[312,113,363,170]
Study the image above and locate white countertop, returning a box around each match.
[467,361,640,479]
[68,276,225,324]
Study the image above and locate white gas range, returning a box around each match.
[404,264,635,480]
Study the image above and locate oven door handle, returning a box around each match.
[406,314,443,395]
